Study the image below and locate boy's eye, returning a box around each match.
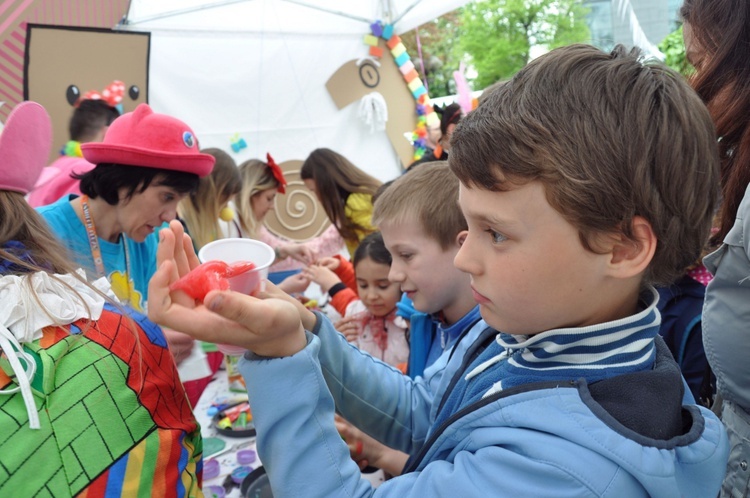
[486,229,507,244]
[378,283,391,290]
[162,193,175,203]
[399,253,413,261]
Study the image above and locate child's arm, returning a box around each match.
[303,264,358,315]
[318,255,357,292]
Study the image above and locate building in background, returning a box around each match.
[585,0,682,52]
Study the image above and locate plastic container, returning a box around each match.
[204,485,225,498]
[237,449,257,465]
[203,458,221,480]
[231,465,252,485]
[198,238,275,356]
[198,238,275,295]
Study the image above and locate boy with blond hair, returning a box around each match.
[372,162,482,379]
[150,44,729,497]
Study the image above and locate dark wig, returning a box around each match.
[76,163,199,205]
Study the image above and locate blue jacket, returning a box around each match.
[657,275,709,401]
[238,313,728,497]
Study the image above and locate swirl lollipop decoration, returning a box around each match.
[263,160,332,242]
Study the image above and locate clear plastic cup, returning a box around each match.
[198,238,275,357]
[198,238,275,295]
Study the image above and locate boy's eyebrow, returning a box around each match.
[386,243,414,252]
[464,210,517,228]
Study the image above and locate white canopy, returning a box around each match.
[121,0,468,181]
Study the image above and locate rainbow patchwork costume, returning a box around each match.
[0,299,202,497]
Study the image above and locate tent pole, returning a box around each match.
[392,0,423,26]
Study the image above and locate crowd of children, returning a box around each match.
[3,2,750,494]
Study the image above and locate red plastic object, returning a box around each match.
[170,260,255,302]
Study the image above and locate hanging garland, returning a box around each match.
[364,21,440,163]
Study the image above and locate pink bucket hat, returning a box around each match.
[81,104,214,177]
[0,101,52,195]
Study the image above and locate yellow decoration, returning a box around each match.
[110,270,144,311]
[219,206,235,222]
[407,78,423,92]
[363,34,378,46]
[390,43,406,57]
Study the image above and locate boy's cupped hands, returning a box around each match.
[148,220,307,358]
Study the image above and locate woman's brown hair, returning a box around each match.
[681,0,750,243]
[300,148,381,244]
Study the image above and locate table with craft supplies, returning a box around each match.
[196,287,387,498]
[196,364,262,498]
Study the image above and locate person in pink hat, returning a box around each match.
[37,103,215,365]
[0,101,202,496]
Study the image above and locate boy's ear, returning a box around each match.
[605,216,657,278]
[456,230,468,247]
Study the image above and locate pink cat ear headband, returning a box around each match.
[0,101,52,195]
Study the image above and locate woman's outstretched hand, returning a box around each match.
[148,221,307,358]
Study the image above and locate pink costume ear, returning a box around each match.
[0,101,52,194]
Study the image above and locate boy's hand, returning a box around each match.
[334,316,361,342]
[148,221,306,358]
[316,257,340,271]
[277,273,311,294]
[302,264,341,293]
[278,244,317,265]
[255,279,318,331]
[163,328,195,365]
[335,415,408,475]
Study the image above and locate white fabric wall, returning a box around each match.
[144,30,403,182]
[122,0,469,182]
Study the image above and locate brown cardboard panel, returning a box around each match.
[325,39,416,169]
[263,159,333,242]
[25,25,150,162]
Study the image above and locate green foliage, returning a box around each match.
[401,11,464,97]
[658,25,693,77]
[460,0,591,88]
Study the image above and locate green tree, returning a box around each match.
[460,0,591,88]
[658,25,693,77]
[401,11,463,97]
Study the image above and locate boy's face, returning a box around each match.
[455,181,616,335]
[380,219,468,320]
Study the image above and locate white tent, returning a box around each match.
[121,0,467,182]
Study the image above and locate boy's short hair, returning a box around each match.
[372,162,467,249]
[69,100,120,142]
[450,44,720,285]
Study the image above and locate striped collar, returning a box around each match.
[466,286,661,392]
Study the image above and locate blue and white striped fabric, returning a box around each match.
[434,287,661,428]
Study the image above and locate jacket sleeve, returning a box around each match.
[333,255,357,292]
[310,312,440,453]
[237,333,613,498]
[330,287,359,316]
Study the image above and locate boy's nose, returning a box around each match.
[454,236,478,275]
[388,265,405,283]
